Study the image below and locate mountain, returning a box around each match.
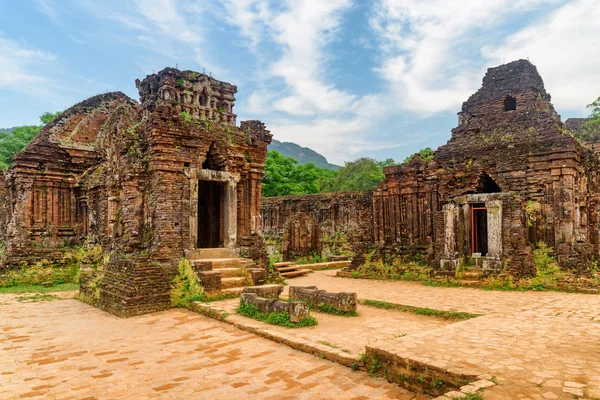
[0,128,14,134]
[269,139,340,170]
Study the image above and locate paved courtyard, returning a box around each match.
[1,271,600,399]
[0,291,415,400]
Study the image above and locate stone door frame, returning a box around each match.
[189,169,240,249]
[440,193,502,270]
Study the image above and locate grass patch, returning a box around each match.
[236,301,318,328]
[0,282,79,294]
[202,292,239,302]
[313,303,358,317]
[16,293,62,303]
[361,299,480,320]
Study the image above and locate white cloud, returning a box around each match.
[483,0,600,112]
[370,0,564,116]
[135,0,201,44]
[35,0,62,24]
[0,37,56,90]
[222,0,392,162]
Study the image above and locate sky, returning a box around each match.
[1,0,599,165]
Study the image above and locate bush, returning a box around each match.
[170,258,205,307]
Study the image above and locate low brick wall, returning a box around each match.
[289,286,357,313]
[240,293,310,322]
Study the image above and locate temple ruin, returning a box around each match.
[263,60,600,277]
[0,68,272,315]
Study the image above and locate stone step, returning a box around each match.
[221,277,248,289]
[222,287,244,295]
[276,265,300,273]
[215,267,246,278]
[299,261,351,270]
[274,261,297,267]
[280,269,310,278]
[185,248,239,260]
[196,258,253,268]
[461,271,481,279]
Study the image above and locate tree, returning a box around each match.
[262,151,337,197]
[403,147,435,163]
[330,157,388,192]
[0,111,61,170]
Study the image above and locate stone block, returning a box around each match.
[248,268,267,286]
[197,271,222,292]
[289,285,357,313]
[41,281,54,287]
[242,284,283,299]
[239,293,310,323]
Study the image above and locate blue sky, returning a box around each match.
[1,0,599,164]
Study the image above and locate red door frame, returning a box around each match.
[471,207,486,254]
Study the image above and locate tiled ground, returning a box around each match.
[285,271,600,399]
[2,271,600,399]
[208,296,452,356]
[0,292,416,400]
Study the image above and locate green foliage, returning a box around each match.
[404,147,435,163]
[170,258,205,307]
[520,242,565,291]
[236,301,318,328]
[361,299,480,320]
[295,252,326,264]
[0,111,60,170]
[0,282,79,294]
[354,253,432,281]
[368,356,382,375]
[313,303,358,317]
[262,151,395,196]
[327,157,388,192]
[0,246,100,288]
[262,151,336,197]
[569,96,600,143]
[180,111,193,123]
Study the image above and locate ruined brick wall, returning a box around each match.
[261,191,374,259]
[376,60,600,275]
[1,93,140,267]
[84,68,271,316]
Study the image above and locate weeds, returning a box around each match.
[236,301,317,328]
[361,299,480,320]
[16,293,61,303]
[0,282,79,294]
[313,303,358,317]
[170,258,204,308]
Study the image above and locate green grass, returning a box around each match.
[0,282,79,294]
[16,293,62,303]
[313,303,358,317]
[236,302,318,328]
[360,299,480,320]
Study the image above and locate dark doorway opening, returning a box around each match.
[504,95,517,111]
[197,180,224,248]
[476,173,501,193]
[472,204,488,256]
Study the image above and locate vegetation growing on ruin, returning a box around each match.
[569,95,600,142]
[236,301,318,328]
[312,303,358,317]
[360,299,480,320]
[0,245,101,289]
[0,111,61,170]
[403,147,435,163]
[170,258,205,307]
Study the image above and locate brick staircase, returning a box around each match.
[274,262,310,279]
[459,268,483,287]
[185,248,265,295]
